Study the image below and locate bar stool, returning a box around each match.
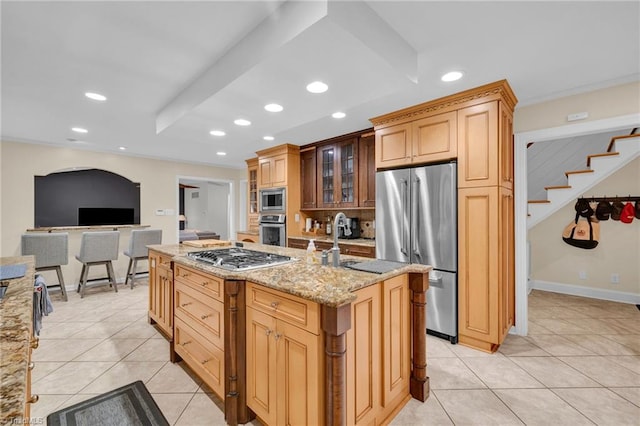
[75,231,120,298]
[124,229,162,289]
[21,233,69,301]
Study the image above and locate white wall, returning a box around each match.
[0,140,244,285]
[529,158,640,299]
[184,183,230,240]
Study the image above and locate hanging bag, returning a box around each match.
[562,213,599,249]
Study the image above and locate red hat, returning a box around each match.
[620,202,635,224]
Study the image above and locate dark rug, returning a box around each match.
[47,381,169,426]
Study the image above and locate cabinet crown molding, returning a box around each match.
[369,79,517,129]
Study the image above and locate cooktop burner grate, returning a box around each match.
[187,248,295,271]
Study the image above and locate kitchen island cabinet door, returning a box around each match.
[246,307,277,426]
[246,305,321,426]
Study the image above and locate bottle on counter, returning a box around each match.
[326,216,332,235]
[306,239,317,264]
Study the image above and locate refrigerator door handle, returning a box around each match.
[412,175,420,258]
[401,178,408,255]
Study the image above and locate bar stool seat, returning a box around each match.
[75,231,120,298]
[124,229,162,289]
[21,233,69,301]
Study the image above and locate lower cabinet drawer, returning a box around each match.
[174,264,223,302]
[342,244,375,258]
[246,282,319,335]
[175,281,224,348]
[174,317,224,399]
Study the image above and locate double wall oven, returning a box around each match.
[258,187,286,247]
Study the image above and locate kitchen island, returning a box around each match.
[148,242,430,426]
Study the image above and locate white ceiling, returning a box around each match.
[2,1,639,169]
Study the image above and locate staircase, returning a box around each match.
[527,134,640,229]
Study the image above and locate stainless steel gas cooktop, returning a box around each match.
[187,248,296,271]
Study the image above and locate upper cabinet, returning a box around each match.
[299,129,374,210]
[358,133,376,208]
[259,153,288,188]
[374,112,457,169]
[246,158,259,232]
[317,137,358,209]
[300,147,317,209]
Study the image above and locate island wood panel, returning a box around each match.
[381,274,411,418]
[148,250,173,339]
[499,187,515,340]
[346,283,380,426]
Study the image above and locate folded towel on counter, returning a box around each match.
[33,274,54,336]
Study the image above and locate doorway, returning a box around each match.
[513,113,639,336]
[177,177,234,242]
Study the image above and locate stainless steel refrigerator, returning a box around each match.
[376,162,458,343]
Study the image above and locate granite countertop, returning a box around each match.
[168,243,430,307]
[0,256,35,425]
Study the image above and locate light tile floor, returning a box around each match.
[30,282,640,425]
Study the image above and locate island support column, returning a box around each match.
[409,272,430,401]
[322,303,352,426]
[224,280,253,426]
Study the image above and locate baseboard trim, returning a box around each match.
[530,280,640,305]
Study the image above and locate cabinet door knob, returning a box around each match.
[181,340,192,347]
[30,338,39,349]
[28,395,39,404]
[270,301,279,309]
[28,362,35,371]
[202,359,211,365]
[273,332,282,341]
[181,302,193,307]
[201,281,209,287]
[265,329,272,336]
[201,314,212,320]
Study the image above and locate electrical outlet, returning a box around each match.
[579,271,587,280]
[295,213,300,222]
[611,273,620,284]
[155,209,165,216]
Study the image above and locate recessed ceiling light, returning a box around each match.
[263,136,274,141]
[234,119,251,126]
[85,92,107,101]
[216,152,227,156]
[264,103,283,112]
[119,146,126,150]
[332,112,346,119]
[306,81,328,94]
[441,71,463,82]
[71,127,88,133]
[210,130,226,136]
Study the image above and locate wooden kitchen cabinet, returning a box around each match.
[287,238,375,258]
[237,232,258,243]
[358,133,376,207]
[148,249,173,339]
[259,153,287,188]
[246,158,259,232]
[173,263,226,398]
[346,274,411,425]
[300,147,317,209]
[457,101,514,189]
[317,138,359,208]
[371,80,517,353]
[458,186,514,352]
[374,112,456,169]
[245,282,322,426]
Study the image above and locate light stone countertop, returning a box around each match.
[151,242,429,307]
[0,256,35,426]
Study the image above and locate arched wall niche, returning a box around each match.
[34,168,140,227]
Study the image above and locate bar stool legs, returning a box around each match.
[36,265,68,301]
[77,261,119,298]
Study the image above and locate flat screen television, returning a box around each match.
[78,207,135,226]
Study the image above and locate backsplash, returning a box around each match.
[303,209,375,239]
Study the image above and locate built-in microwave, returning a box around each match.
[259,187,286,212]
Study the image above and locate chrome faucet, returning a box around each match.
[331,212,351,266]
